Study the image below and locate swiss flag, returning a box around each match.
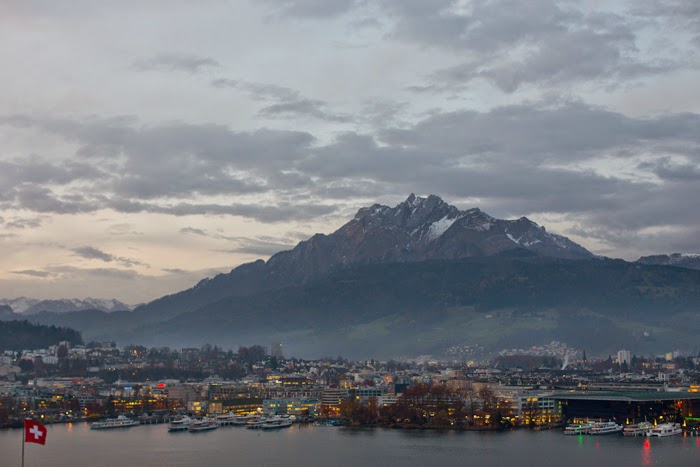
[24,419,47,445]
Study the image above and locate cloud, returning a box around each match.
[162,268,187,274]
[180,227,207,236]
[11,269,53,278]
[212,79,351,122]
[45,265,142,280]
[180,226,301,256]
[261,0,696,92]
[70,246,146,268]
[260,0,359,18]
[0,114,342,222]
[131,53,220,74]
[106,223,144,236]
[3,216,43,229]
[215,236,298,256]
[72,246,114,262]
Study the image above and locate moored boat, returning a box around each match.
[623,421,652,437]
[233,414,261,426]
[564,421,596,435]
[168,415,193,432]
[589,421,623,435]
[91,415,140,430]
[258,418,293,430]
[564,424,585,435]
[647,423,682,437]
[246,415,291,430]
[188,417,219,432]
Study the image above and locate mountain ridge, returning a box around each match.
[133,194,594,321]
[637,253,700,270]
[0,297,133,314]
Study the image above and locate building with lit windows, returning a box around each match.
[263,397,320,416]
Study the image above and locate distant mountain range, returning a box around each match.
[0,297,133,314]
[637,253,700,270]
[5,194,700,358]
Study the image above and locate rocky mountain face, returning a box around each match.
[637,253,700,270]
[268,194,591,281]
[0,297,133,314]
[136,194,593,319]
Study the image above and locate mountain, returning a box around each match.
[101,256,700,357]
[17,194,700,358]
[637,253,700,270]
[0,305,14,319]
[0,297,133,314]
[135,194,593,321]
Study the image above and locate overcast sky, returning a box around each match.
[1,0,699,303]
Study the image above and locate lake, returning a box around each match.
[2,422,700,466]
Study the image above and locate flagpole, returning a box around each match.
[21,419,25,467]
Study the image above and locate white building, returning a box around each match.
[617,350,631,366]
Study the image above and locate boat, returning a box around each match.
[91,415,140,430]
[564,423,586,435]
[623,421,652,437]
[216,412,237,422]
[589,421,623,435]
[188,417,219,432]
[246,415,291,430]
[215,412,240,425]
[647,423,682,437]
[564,421,596,435]
[232,414,261,426]
[258,418,293,430]
[168,415,193,432]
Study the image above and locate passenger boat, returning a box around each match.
[246,415,291,430]
[168,415,193,432]
[258,418,293,430]
[188,417,219,432]
[216,412,237,422]
[623,421,652,437]
[564,424,585,435]
[647,423,682,437]
[91,415,140,430]
[564,421,596,435]
[589,421,623,435]
[233,414,261,426]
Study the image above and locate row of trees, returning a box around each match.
[338,383,508,428]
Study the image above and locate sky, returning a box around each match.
[0,0,699,303]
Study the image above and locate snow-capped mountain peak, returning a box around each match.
[0,297,133,314]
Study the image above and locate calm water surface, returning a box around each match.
[2,422,700,466]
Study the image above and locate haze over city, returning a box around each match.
[1,0,699,302]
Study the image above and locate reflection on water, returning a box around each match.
[641,438,651,466]
[0,423,699,467]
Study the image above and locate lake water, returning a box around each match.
[2,422,700,466]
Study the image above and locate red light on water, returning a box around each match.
[642,438,651,466]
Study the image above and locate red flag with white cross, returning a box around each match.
[24,419,47,445]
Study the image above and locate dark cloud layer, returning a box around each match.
[2,96,698,255]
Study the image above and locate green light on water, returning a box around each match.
[578,434,583,446]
